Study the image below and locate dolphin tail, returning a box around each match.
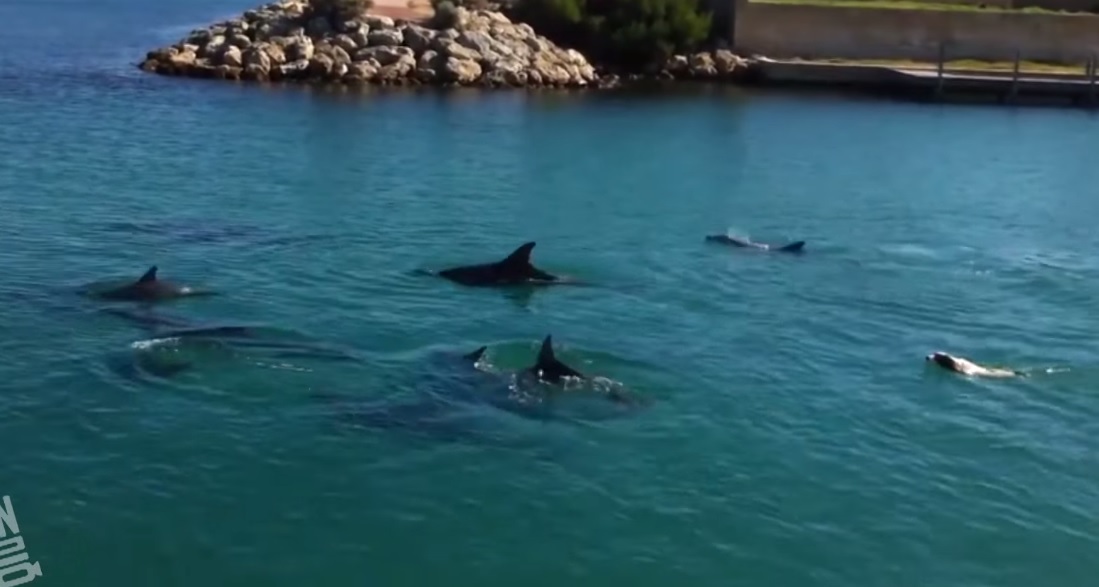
[778,241,806,253]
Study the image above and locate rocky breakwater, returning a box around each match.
[138,1,598,88]
[660,50,754,82]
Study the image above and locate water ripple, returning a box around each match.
[2,10,1099,584]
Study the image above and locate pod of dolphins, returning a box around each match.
[92,238,744,439]
[85,231,1013,443]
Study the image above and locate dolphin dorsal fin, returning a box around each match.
[499,242,536,268]
[464,346,487,362]
[537,335,556,366]
[137,266,158,284]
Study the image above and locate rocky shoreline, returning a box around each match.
[138,0,756,88]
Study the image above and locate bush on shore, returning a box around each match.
[505,0,712,69]
[307,0,376,22]
[430,0,463,27]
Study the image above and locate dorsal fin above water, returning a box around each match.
[137,266,158,284]
[531,334,585,381]
[499,242,536,268]
[536,335,556,367]
[464,345,487,362]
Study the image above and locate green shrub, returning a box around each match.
[507,0,712,68]
[430,0,462,27]
[307,0,376,22]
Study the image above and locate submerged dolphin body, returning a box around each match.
[103,307,360,379]
[310,391,555,452]
[86,266,215,302]
[436,242,561,286]
[705,234,805,253]
[307,346,508,443]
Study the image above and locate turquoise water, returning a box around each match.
[4,1,1099,585]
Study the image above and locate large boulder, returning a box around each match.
[332,33,360,55]
[285,36,314,61]
[431,38,481,62]
[228,33,252,49]
[344,61,379,83]
[401,25,435,55]
[364,15,395,29]
[242,45,272,73]
[415,50,443,82]
[367,29,403,47]
[688,52,718,78]
[222,45,244,68]
[442,57,482,84]
[354,46,414,67]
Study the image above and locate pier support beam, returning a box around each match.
[1007,49,1020,104]
[935,43,946,100]
[1088,55,1097,108]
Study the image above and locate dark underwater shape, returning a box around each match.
[106,307,361,379]
[84,265,216,302]
[306,345,513,445]
[309,391,556,453]
[311,391,471,438]
[705,234,806,253]
[436,242,561,286]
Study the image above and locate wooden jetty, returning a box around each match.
[745,50,1099,108]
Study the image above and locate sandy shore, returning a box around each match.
[369,0,434,22]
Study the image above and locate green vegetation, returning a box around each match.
[505,0,714,69]
[306,0,376,22]
[753,0,1074,14]
[431,0,462,27]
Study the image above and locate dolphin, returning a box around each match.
[103,306,361,380]
[309,391,554,452]
[86,266,214,302]
[464,345,488,363]
[705,234,805,253]
[436,242,561,286]
[515,335,650,411]
[525,335,585,384]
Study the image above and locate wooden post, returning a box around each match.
[935,42,946,100]
[1088,55,1097,107]
[1008,48,1020,103]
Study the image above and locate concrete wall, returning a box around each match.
[733,2,1099,63]
[1014,0,1099,12]
[780,0,1099,13]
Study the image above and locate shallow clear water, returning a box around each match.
[3,1,1099,585]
